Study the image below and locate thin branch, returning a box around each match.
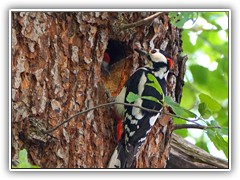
[121,12,163,30]
[163,111,201,123]
[43,101,115,134]
[43,101,201,134]
[173,124,221,131]
[44,101,161,134]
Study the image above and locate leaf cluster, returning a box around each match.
[169,11,229,159]
[169,12,198,28]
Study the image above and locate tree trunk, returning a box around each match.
[11,11,224,169]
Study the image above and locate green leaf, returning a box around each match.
[195,136,209,153]
[215,107,228,127]
[199,93,222,112]
[189,65,228,101]
[206,120,228,158]
[141,96,162,105]
[207,119,221,132]
[190,65,209,85]
[13,149,40,168]
[180,83,196,109]
[198,102,212,119]
[206,129,228,158]
[126,92,140,103]
[208,72,228,101]
[173,117,188,138]
[17,149,33,168]
[174,128,188,138]
[220,127,229,135]
[165,96,197,118]
[126,92,162,105]
[146,73,164,96]
[169,12,198,28]
[19,149,28,163]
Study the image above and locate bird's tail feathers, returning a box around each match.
[107,143,126,168]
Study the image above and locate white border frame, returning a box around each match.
[9,9,231,171]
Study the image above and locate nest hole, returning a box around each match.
[105,39,131,66]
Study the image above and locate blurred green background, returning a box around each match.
[171,11,229,160]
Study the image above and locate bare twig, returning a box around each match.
[163,111,201,123]
[43,101,115,134]
[121,12,163,30]
[43,101,201,134]
[173,124,221,131]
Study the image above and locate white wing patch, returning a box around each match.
[131,72,148,120]
[132,99,144,119]
[129,131,135,137]
[138,72,147,95]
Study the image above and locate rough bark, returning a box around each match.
[12,11,113,168]
[11,11,223,169]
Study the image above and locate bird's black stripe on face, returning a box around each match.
[159,50,171,59]
[152,61,167,71]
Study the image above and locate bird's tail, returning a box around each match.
[107,143,126,168]
[108,141,138,168]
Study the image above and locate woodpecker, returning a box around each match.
[107,48,173,168]
[101,52,111,74]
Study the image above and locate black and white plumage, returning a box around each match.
[108,48,173,168]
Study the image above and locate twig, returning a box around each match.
[43,101,115,134]
[121,12,163,30]
[43,101,201,134]
[173,124,221,131]
[163,111,201,123]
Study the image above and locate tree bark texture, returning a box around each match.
[11,11,183,168]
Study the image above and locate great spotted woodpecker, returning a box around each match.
[101,52,111,74]
[107,48,173,168]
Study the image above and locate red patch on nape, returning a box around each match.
[167,58,174,69]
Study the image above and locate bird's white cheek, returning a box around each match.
[150,53,167,63]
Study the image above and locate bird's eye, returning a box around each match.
[151,49,157,54]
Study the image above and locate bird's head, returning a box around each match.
[149,49,174,71]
